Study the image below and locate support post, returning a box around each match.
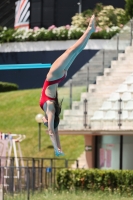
[38,123,41,151]
[32,158,35,193]
[35,114,43,152]
[118,98,122,129]
[102,49,105,74]
[0,184,4,200]
[83,99,88,128]
[87,65,89,92]
[69,79,72,109]
[117,33,119,59]
[77,0,82,13]
[130,19,133,46]
[27,167,30,200]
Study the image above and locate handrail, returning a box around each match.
[0,63,51,70]
[0,157,79,168]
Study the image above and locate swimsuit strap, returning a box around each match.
[45,74,66,85]
[39,74,66,109]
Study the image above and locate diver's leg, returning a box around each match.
[54,128,61,150]
[43,116,59,155]
[47,15,95,80]
[54,128,64,156]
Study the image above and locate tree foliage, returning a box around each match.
[125,0,133,18]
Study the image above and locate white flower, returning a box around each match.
[71,13,85,28]
[3,27,7,31]
[107,26,120,32]
[40,27,45,31]
[103,5,114,10]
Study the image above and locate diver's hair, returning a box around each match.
[54,91,63,123]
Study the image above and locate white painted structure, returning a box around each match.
[0,133,25,167]
[0,133,26,186]
[0,39,131,52]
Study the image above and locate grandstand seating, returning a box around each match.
[59,45,133,131]
[90,71,133,130]
[64,50,123,87]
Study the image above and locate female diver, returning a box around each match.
[39,15,96,156]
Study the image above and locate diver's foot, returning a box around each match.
[55,149,60,157]
[54,149,65,157]
[59,151,65,156]
[89,14,95,33]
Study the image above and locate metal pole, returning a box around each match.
[0,183,4,200]
[117,33,119,59]
[118,98,122,129]
[79,0,82,13]
[130,19,133,46]
[27,167,30,200]
[84,99,87,128]
[32,158,35,194]
[77,0,82,13]
[10,159,14,196]
[38,123,41,151]
[40,159,43,191]
[102,49,105,74]
[76,160,79,168]
[87,65,89,92]
[69,79,72,109]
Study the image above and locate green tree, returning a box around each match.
[125,0,133,18]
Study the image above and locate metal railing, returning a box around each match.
[0,166,61,199]
[0,157,79,199]
[0,157,79,169]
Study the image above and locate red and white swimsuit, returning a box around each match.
[39,74,65,109]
